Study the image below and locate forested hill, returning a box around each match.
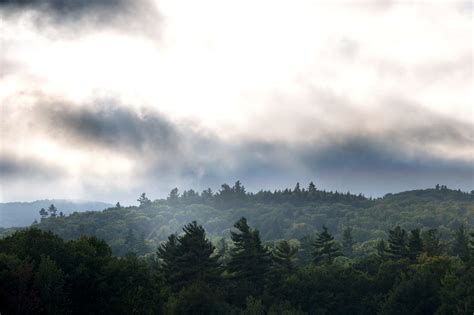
[0,200,113,228]
[24,182,473,256]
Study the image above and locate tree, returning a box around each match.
[39,208,48,220]
[115,202,121,208]
[421,229,441,257]
[167,188,179,205]
[272,240,298,273]
[376,239,388,261]
[157,234,179,286]
[342,227,355,257]
[47,204,57,217]
[34,255,67,314]
[308,181,317,194]
[228,217,271,295]
[313,225,341,265]
[137,193,151,207]
[408,228,423,261]
[470,232,474,261]
[452,225,470,262]
[293,182,301,195]
[158,222,221,292]
[386,226,408,260]
[233,180,246,195]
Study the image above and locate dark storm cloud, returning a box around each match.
[35,99,180,153]
[0,155,65,179]
[0,0,161,37]
[6,95,473,197]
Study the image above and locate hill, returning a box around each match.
[0,200,113,228]
[32,182,473,256]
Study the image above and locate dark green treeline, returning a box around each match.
[1,219,473,314]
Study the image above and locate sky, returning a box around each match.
[0,0,473,204]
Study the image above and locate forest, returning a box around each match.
[0,183,473,314]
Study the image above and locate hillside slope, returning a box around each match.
[32,183,473,255]
[0,200,113,227]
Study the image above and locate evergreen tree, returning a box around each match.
[293,182,301,195]
[47,204,58,217]
[408,228,423,261]
[228,217,271,294]
[124,228,137,254]
[421,229,441,256]
[376,239,388,261]
[174,221,221,289]
[386,226,408,260]
[158,222,221,291]
[308,181,317,194]
[342,227,355,257]
[452,225,470,262]
[167,188,179,205]
[39,208,48,220]
[313,225,341,264]
[157,233,179,285]
[137,193,152,207]
[272,240,298,273]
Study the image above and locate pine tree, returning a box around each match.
[137,193,151,207]
[124,228,137,254]
[452,225,470,262]
[313,225,341,264]
[47,204,58,217]
[421,229,441,256]
[272,240,298,273]
[386,226,408,260]
[376,239,388,261]
[167,188,179,205]
[39,208,48,220]
[408,228,423,261]
[293,183,301,195]
[342,227,355,257]
[308,181,317,194]
[158,222,221,291]
[157,234,179,284]
[228,217,271,294]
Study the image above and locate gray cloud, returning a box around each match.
[35,99,180,154]
[0,155,65,180]
[0,0,161,38]
[2,94,473,201]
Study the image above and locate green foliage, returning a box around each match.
[228,218,272,298]
[386,226,408,260]
[312,225,341,265]
[408,228,423,261]
[157,221,221,292]
[343,226,355,257]
[27,185,473,259]
[452,225,470,262]
[1,220,473,314]
[2,183,474,314]
[272,240,298,273]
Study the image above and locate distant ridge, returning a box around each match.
[0,199,113,228]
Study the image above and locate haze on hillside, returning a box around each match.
[0,0,472,204]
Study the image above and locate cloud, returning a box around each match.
[34,98,180,154]
[1,92,472,202]
[0,0,161,38]
[0,154,65,180]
